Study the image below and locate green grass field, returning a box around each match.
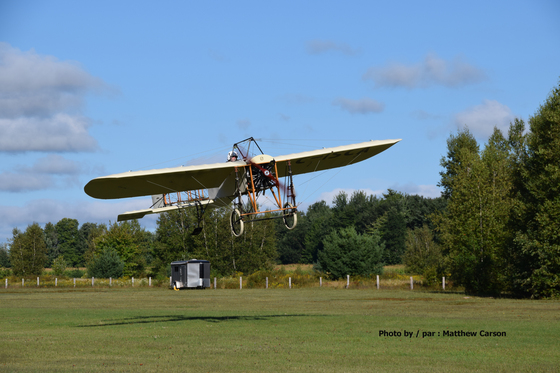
[1,287,558,372]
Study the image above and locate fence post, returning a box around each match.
[22,278,24,287]
[289,277,292,289]
[347,275,350,289]
[55,278,57,287]
[410,277,413,290]
[169,276,172,287]
[149,277,151,287]
[92,277,94,287]
[320,277,322,287]
[5,278,7,288]
[132,277,134,287]
[214,277,217,289]
[266,277,268,289]
[74,278,76,288]
[442,277,445,290]
[240,276,242,290]
[37,277,39,287]
[110,277,112,286]
[377,275,379,289]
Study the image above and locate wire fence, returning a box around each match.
[2,276,164,288]
[2,275,450,290]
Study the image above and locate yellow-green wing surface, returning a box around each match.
[84,139,400,200]
[274,139,401,177]
[84,161,243,199]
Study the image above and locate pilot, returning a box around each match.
[227,151,238,162]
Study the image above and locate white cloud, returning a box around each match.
[0,114,98,152]
[0,155,83,192]
[0,172,53,192]
[332,97,385,114]
[306,39,360,56]
[453,100,515,138]
[28,154,80,175]
[0,42,108,152]
[363,53,486,89]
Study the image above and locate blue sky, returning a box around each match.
[1,0,559,243]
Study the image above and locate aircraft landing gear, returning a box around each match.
[283,203,297,230]
[230,208,244,237]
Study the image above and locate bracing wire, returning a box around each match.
[296,150,367,206]
[132,144,232,171]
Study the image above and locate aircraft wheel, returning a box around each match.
[283,203,297,230]
[230,208,244,237]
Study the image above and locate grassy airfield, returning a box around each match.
[0,287,559,372]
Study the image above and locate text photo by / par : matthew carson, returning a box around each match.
[379,330,507,338]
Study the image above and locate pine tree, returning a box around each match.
[317,226,384,279]
[87,247,124,279]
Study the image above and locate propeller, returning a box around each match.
[245,158,296,204]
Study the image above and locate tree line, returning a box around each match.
[433,81,560,298]
[1,208,279,280]
[1,190,445,281]
[2,80,558,298]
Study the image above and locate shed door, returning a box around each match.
[187,263,200,287]
[181,265,187,284]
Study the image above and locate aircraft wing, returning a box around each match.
[117,199,215,221]
[85,139,401,200]
[84,161,244,199]
[274,139,401,177]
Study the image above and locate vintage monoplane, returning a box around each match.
[84,137,400,236]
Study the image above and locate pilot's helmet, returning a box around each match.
[228,151,239,161]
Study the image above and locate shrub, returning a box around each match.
[403,225,444,285]
[64,268,86,278]
[0,267,12,279]
[318,226,384,279]
[52,255,68,276]
[87,247,125,279]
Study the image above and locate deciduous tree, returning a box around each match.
[403,225,443,285]
[44,222,58,267]
[9,223,47,276]
[435,127,512,294]
[56,218,80,266]
[438,128,479,199]
[93,220,147,277]
[510,82,560,298]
